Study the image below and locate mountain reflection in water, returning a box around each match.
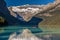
[0,17,43,40]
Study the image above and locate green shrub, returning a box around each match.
[0,17,5,23]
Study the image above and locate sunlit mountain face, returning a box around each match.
[5,0,54,6]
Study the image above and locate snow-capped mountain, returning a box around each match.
[8,0,60,22]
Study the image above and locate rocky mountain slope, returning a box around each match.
[8,0,60,22]
[37,5,60,33]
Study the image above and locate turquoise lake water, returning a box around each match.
[0,0,55,40]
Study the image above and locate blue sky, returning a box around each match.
[5,0,54,6]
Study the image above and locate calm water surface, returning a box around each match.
[0,0,55,40]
